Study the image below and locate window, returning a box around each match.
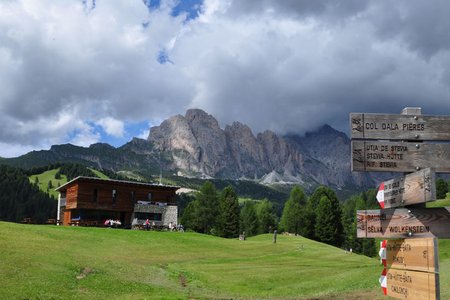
[148,192,152,201]
[135,212,162,221]
[131,191,136,203]
[112,189,117,204]
[92,189,98,202]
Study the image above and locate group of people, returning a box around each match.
[113,218,184,231]
[169,222,184,232]
[104,219,122,228]
[142,220,184,232]
[144,219,155,230]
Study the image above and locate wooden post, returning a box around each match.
[351,107,442,299]
[57,193,61,226]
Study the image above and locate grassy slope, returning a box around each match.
[0,222,385,300]
[29,169,68,199]
[427,198,450,208]
[89,168,109,179]
[29,168,110,199]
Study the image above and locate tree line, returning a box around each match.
[436,178,450,199]
[0,165,56,223]
[279,185,377,256]
[180,182,277,238]
[180,182,378,256]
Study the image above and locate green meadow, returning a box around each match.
[29,168,68,199]
[28,168,108,199]
[0,222,386,300]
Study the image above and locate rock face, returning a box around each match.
[148,109,375,188]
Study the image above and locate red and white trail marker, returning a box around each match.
[374,168,435,209]
[377,183,385,208]
[379,240,387,267]
[379,268,387,295]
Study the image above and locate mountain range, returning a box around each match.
[2,109,383,191]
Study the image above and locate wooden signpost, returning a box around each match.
[350,107,447,299]
[357,208,450,239]
[352,140,450,172]
[382,268,440,299]
[376,168,435,209]
[381,238,439,273]
[350,113,450,140]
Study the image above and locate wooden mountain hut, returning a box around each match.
[55,176,179,228]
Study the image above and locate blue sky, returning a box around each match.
[147,0,203,20]
[1,0,450,157]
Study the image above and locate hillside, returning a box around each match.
[29,167,109,199]
[0,222,386,299]
[0,165,56,223]
[29,169,69,199]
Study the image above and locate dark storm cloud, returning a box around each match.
[192,0,450,134]
[368,0,450,59]
[225,0,368,21]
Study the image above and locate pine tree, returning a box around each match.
[216,186,240,238]
[312,186,343,246]
[436,178,448,199]
[240,201,259,237]
[280,186,306,235]
[181,200,202,232]
[256,199,277,234]
[341,191,377,257]
[193,181,219,234]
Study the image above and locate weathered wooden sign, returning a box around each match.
[380,238,439,273]
[357,208,450,239]
[380,268,439,300]
[350,113,450,141]
[351,140,450,172]
[351,109,444,299]
[376,168,436,209]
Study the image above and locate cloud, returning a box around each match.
[1,0,450,157]
[68,123,101,147]
[96,117,125,137]
[137,127,151,140]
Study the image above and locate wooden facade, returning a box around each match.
[56,176,179,227]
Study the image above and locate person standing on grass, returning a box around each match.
[144,219,150,231]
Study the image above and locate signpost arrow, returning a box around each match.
[351,140,450,173]
[357,208,450,239]
[350,112,450,141]
[381,268,440,300]
[376,183,385,208]
[375,168,435,209]
[379,238,439,273]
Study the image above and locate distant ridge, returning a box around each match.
[1,109,383,191]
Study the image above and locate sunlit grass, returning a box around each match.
[29,169,68,199]
[0,222,385,299]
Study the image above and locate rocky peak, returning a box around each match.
[89,143,116,150]
[120,138,153,154]
[304,124,348,142]
[257,130,289,170]
[146,109,377,188]
[225,122,258,146]
[185,109,221,130]
[225,122,265,176]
